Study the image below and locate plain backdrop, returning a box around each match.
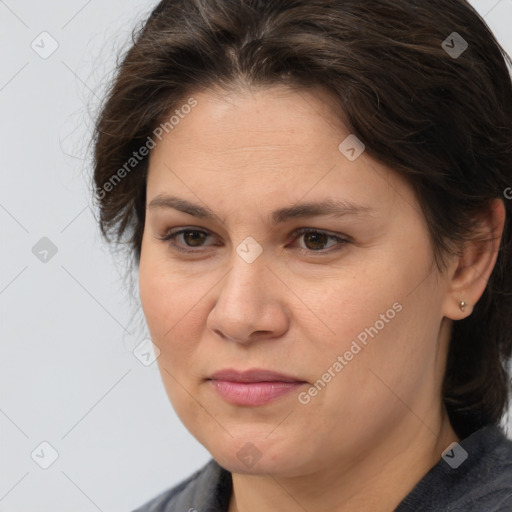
[1,1,511,511]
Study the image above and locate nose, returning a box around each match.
[206,254,290,344]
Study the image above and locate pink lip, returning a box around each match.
[207,368,306,406]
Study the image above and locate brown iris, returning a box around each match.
[303,231,329,251]
[183,230,208,247]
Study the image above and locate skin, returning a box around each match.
[138,85,505,512]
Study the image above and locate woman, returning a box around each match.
[92,0,512,510]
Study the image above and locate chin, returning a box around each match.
[204,434,309,477]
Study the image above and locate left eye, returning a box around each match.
[289,228,348,252]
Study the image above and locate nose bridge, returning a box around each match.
[207,244,288,342]
[220,224,268,291]
[223,247,268,304]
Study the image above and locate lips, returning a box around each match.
[208,368,305,383]
[207,368,307,406]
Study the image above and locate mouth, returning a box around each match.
[206,368,307,406]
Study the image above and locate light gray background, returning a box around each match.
[1,1,511,511]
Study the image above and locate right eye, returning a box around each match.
[154,228,218,253]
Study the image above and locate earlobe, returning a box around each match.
[443,199,506,321]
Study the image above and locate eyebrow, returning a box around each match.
[147,194,374,226]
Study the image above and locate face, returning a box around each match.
[139,85,454,478]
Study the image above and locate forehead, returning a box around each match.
[145,86,415,219]
[151,85,347,163]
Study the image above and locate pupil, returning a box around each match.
[184,231,205,246]
[305,232,327,250]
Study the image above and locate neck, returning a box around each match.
[228,412,458,512]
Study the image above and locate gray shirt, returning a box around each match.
[132,425,512,511]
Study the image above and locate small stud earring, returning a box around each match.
[460,300,466,312]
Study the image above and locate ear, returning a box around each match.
[442,199,506,320]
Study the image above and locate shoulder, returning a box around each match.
[396,425,512,511]
[455,424,512,507]
[131,459,232,512]
[463,426,512,511]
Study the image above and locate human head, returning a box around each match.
[93,0,512,447]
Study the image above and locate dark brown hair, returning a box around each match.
[92,0,512,439]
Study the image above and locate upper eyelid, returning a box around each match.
[163,225,345,238]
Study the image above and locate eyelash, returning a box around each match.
[154,227,349,255]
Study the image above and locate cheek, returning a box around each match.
[139,246,195,338]
[138,248,212,377]
[297,262,394,350]
[138,261,169,339]
[138,254,207,416]
[315,276,443,429]
[305,255,434,380]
